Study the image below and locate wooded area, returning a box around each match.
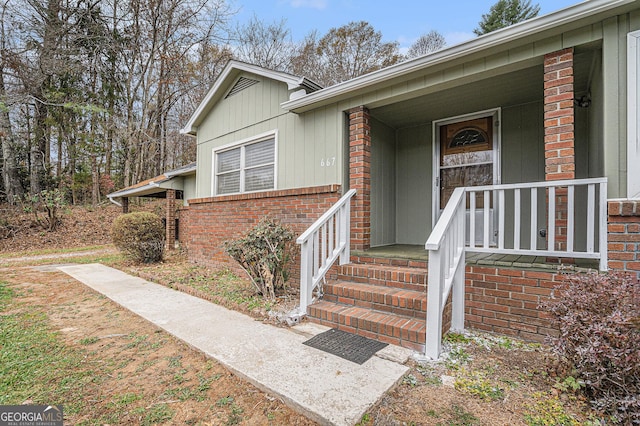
[0,0,451,206]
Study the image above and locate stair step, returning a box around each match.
[338,263,427,291]
[308,300,426,352]
[323,281,426,318]
[350,254,428,269]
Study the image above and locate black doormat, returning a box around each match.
[303,328,388,365]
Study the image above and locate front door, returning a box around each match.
[433,110,500,243]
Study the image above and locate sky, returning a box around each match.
[231,0,583,52]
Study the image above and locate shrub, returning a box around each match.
[18,189,67,231]
[224,218,294,300]
[541,272,640,423]
[112,212,165,263]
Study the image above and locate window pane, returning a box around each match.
[217,148,240,173]
[245,165,274,192]
[217,171,240,194]
[245,139,274,168]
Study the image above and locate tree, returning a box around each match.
[292,21,402,87]
[406,30,446,59]
[234,15,294,71]
[473,0,540,36]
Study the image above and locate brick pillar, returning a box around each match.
[166,189,176,250]
[349,106,371,251]
[122,197,129,214]
[608,200,640,279]
[544,48,575,251]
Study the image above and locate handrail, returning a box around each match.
[424,178,608,359]
[425,187,466,360]
[297,189,356,314]
[465,177,608,270]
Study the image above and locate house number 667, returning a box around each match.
[321,157,336,167]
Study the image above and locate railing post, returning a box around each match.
[599,181,608,271]
[426,250,443,360]
[340,200,351,265]
[451,207,466,331]
[299,240,312,314]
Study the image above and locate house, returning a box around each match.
[109,0,640,358]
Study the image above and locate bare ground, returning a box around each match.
[2,266,316,425]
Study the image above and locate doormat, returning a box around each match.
[302,328,387,365]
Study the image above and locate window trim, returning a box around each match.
[211,130,278,196]
[628,30,640,198]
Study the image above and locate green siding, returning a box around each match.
[194,74,343,198]
[395,124,432,245]
[370,118,396,247]
[502,102,545,184]
[183,175,197,206]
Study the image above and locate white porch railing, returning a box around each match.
[425,177,608,359]
[297,189,356,314]
[425,187,467,360]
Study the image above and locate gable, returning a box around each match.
[197,74,292,143]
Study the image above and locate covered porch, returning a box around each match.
[349,44,605,253]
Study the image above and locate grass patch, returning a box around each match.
[0,244,112,259]
[524,392,579,426]
[0,283,92,413]
[454,369,505,401]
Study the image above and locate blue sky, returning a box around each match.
[231,0,582,51]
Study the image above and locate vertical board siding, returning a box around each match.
[370,118,396,247]
[395,124,432,245]
[194,76,342,199]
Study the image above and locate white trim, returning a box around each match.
[181,61,321,135]
[282,0,636,112]
[628,30,640,199]
[432,108,502,227]
[211,130,278,196]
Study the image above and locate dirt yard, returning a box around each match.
[1,266,316,425]
[0,203,601,425]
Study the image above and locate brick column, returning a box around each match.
[608,200,640,279]
[166,189,176,250]
[349,106,371,251]
[544,48,575,251]
[122,197,129,214]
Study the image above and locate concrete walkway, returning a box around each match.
[59,264,411,426]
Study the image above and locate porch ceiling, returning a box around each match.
[370,50,595,129]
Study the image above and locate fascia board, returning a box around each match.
[281,0,638,113]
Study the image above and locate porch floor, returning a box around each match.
[355,244,599,272]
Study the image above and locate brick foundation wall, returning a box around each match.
[465,266,563,341]
[608,200,640,279]
[184,185,342,286]
[177,206,190,246]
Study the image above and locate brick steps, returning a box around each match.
[338,263,428,292]
[309,300,426,352]
[307,258,429,352]
[323,281,426,318]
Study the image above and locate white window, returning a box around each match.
[628,30,640,198]
[214,133,276,195]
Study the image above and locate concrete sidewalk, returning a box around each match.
[59,264,411,426]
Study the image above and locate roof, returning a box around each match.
[181,60,322,135]
[281,0,638,113]
[107,163,196,200]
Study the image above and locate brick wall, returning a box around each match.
[608,200,640,279]
[465,265,562,341]
[184,185,342,286]
[349,106,371,251]
[544,48,575,251]
[177,206,190,246]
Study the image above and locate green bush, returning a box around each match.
[224,218,294,300]
[112,212,165,263]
